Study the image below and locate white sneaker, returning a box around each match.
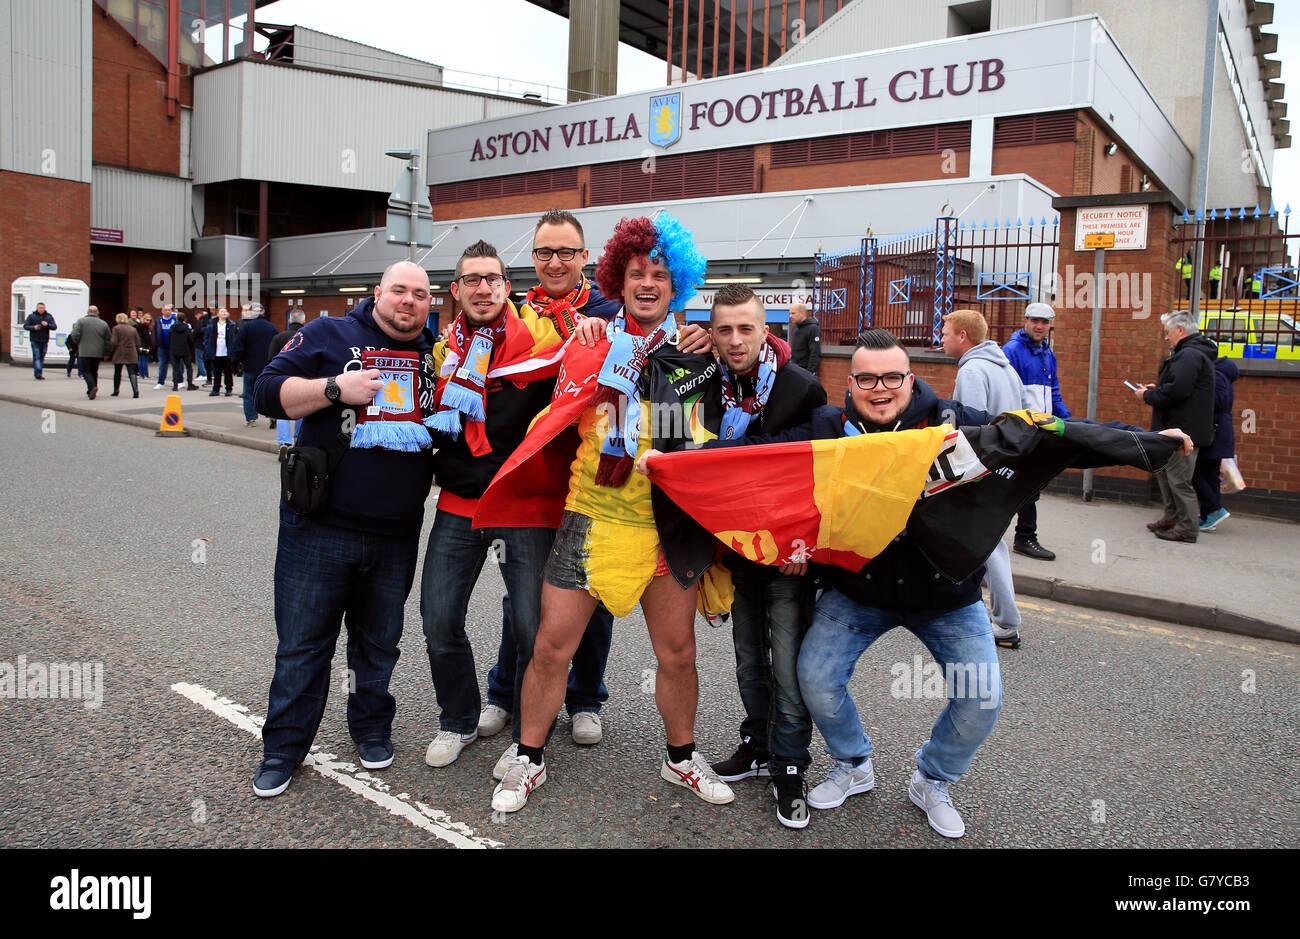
[424,730,477,768]
[492,742,519,781]
[571,711,603,745]
[808,758,875,809]
[153,384,164,390]
[660,751,734,805]
[477,704,511,738]
[908,769,965,838]
[491,755,546,813]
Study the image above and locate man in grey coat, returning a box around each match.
[69,306,113,400]
[941,309,1027,648]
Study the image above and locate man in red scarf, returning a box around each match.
[419,240,568,777]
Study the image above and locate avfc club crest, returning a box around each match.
[649,92,682,148]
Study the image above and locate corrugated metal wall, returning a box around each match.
[1,0,92,181]
[775,0,949,66]
[92,166,193,252]
[191,61,547,192]
[293,27,444,86]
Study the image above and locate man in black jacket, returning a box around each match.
[167,314,198,392]
[788,302,822,373]
[1133,310,1217,543]
[705,285,828,829]
[687,328,1004,839]
[231,302,278,427]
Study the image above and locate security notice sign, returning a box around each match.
[1074,206,1148,250]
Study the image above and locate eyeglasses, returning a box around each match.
[457,273,506,289]
[531,247,582,262]
[851,371,910,390]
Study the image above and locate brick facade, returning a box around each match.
[0,171,92,359]
[91,11,191,176]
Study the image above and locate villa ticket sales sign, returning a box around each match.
[427,19,1125,186]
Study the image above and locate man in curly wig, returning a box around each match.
[481,213,735,813]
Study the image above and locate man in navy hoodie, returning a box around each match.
[1002,302,1070,561]
[249,260,435,797]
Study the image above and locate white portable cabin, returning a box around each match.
[9,277,90,365]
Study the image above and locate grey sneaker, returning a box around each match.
[571,711,603,745]
[424,730,477,767]
[993,624,1020,649]
[807,758,874,809]
[908,769,965,838]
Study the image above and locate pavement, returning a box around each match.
[3,360,1296,644]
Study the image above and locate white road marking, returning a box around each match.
[171,681,503,849]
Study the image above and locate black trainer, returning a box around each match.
[771,766,810,829]
[711,736,770,782]
[1013,537,1056,561]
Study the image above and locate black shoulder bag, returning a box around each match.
[280,432,351,516]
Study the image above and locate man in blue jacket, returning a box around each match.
[231,302,279,427]
[249,260,436,797]
[1002,302,1069,561]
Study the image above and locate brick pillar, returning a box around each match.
[1050,192,1184,494]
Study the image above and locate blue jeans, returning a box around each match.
[138,352,149,378]
[242,371,259,422]
[727,559,814,771]
[486,597,611,716]
[155,348,169,384]
[419,510,555,742]
[262,508,420,764]
[31,341,47,376]
[798,591,1001,783]
[196,354,207,379]
[276,418,301,447]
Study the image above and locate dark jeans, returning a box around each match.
[196,353,208,379]
[31,341,47,376]
[80,357,101,394]
[138,351,150,378]
[262,508,419,764]
[170,353,193,389]
[1014,493,1039,540]
[209,356,234,393]
[112,363,139,395]
[727,557,815,771]
[66,351,80,378]
[419,510,555,742]
[486,597,612,715]
[155,348,169,384]
[242,371,260,421]
[1193,454,1223,519]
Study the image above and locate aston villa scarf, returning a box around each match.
[350,350,433,452]
[719,334,790,441]
[524,277,591,340]
[427,311,508,446]
[596,309,677,487]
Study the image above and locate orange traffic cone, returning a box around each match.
[156,393,189,437]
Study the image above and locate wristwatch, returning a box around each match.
[324,376,341,403]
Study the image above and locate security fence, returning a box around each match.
[814,215,1060,347]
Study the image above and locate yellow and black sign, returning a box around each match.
[1084,232,1116,249]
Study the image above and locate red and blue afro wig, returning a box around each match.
[595,213,707,312]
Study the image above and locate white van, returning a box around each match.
[10,276,90,366]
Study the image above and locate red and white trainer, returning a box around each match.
[491,755,547,813]
[660,751,735,805]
